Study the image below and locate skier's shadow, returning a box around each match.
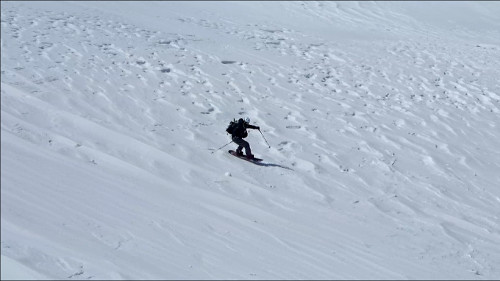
[254,161,294,171]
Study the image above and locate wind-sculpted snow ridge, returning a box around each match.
[2,1,500,280]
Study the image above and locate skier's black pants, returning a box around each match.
[232,136,252,156]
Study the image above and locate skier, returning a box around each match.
[228,117,260,159]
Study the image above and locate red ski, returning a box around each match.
[228,150,263,163]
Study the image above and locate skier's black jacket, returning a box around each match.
[231,118,259,138]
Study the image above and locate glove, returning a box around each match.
[257,126,261,130]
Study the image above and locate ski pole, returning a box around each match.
[258,129,271,148]
[211,140,233,154]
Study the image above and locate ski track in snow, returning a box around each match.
[2,1,500,279]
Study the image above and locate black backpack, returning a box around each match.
[226,119,238,134]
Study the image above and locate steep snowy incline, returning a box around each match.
[2,1,500,279]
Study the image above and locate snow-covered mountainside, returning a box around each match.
[2,1,500,279]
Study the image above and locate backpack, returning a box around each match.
[226,119,238,134]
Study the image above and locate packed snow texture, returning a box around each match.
[2,1,500,279]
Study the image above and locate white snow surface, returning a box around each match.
[2,1,500,280]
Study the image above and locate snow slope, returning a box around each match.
[2,1,500,279]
